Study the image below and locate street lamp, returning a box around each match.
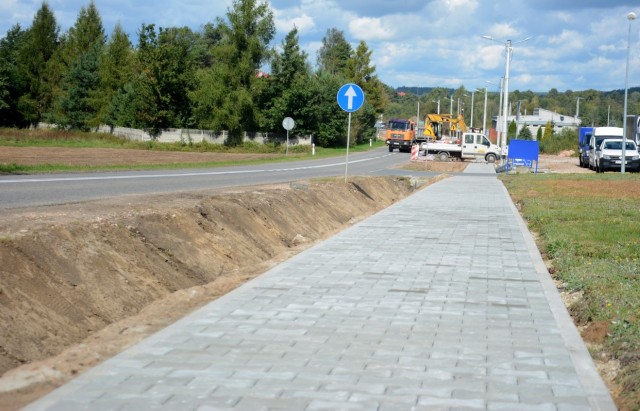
[575,97,583,119]
[483,35,532,148]
[432,99,440,114]
[470,91,475,128]
[622,11,636,174]
[477,87,488,136]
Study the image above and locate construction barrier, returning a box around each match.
[411,144,419,161]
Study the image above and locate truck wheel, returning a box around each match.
[438,152,449,162]
[388,145,393,152]
[485,153,497,163]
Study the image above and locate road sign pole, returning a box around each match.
[286,130,289,156]
[336,83,364,183]
[345,112,351,183]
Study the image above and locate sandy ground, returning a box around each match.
[0,147,601,410]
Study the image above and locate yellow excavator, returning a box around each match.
[420,113,468,143]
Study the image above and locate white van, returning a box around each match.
[588,127,623,170]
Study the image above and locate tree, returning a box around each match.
[344,40,386,114]
[54,42,101,130]
[127,24,197,135]
[99,24,134,126]
[190,0,275,144]
[517,124,533,140]
[317,28,351,76]
[63,1,105,64]
[51,1,105,129]
[17,2,59,125]
[261,27,311,132]
[508,120,517,140]
[308,71,347,147]
[543,120,554,140]
[536,126,543,140]
[0,25,28,126]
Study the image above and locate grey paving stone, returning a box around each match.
[22,165,616,411]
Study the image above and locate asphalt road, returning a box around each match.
[0,148,427,210]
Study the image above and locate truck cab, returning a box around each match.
[385,119,415,152]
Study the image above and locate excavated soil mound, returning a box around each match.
[0,176,418,410]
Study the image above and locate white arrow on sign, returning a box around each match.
[344,85,357,110]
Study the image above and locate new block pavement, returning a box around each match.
[23,163,616,411]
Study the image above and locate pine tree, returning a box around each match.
[17,2,59,125]
[0,25,28,126]
[261,27,311,132]
[50,1,105,129]
[317,28,351,76]
[99,24,133,126]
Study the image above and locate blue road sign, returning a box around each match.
[337,83,365,112]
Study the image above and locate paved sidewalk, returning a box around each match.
[24,163,616,411]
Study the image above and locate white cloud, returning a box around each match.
[274,11,315,34]
[442,0,478,12]
[348,17,395,41]
[484,23,520,41]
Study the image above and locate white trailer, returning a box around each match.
[419,132,501,163]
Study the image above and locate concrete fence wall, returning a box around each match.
[88,125,313,146]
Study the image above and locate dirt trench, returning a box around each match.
[0,176,418,410]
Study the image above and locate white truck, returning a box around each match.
[419,132,501,163]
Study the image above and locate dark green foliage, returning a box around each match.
[54,42,101,130]
[0,25,28,126]
[17,2,60,125]
[307,72,346,147]
[126,24,197,135]
[99,24,134,126]
[517,124,533,140]
[190,0,275,145]
[317,28,351,76]
[539,127,577,154]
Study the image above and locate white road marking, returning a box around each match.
[0,154,392,184]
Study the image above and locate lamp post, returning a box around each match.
[432,99,440,114]
[470,91,475,129]
[478,86,488,136]
[622,11,636,174]
[483,35,532,149]
[575,97,583,119]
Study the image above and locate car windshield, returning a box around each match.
[603,141,637,150]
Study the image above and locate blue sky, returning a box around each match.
[1,0,639,92]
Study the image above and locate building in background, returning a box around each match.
[493,108,581,139]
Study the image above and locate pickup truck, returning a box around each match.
[592,138,640,173]
[419,132,501,162]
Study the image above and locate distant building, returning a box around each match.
[493,108,581,138]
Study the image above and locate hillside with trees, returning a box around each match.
[1,0,638,147]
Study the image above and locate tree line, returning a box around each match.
[1,0,638,147]
[0,0,386,147]
[387,86,640,135]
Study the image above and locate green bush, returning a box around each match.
[539,128,577,155]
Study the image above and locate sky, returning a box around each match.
[1,0,639,93]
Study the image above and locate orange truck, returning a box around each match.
[385,118,415,152]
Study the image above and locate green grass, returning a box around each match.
[502,173,640,407]
[0,128,386,173]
